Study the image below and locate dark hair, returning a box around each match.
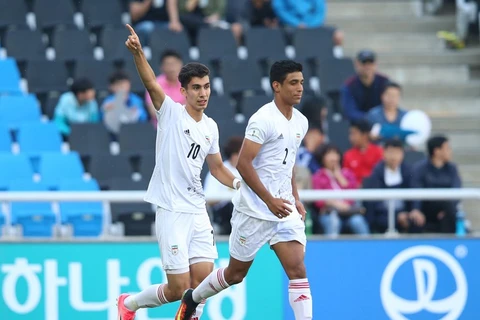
[382,81,402,95]
[384,139,403,150]
[224,136,243,158]
[160,49,182,63]
[314,143,341,167]
[178,62,210,88]
[109,71,130,84]
[427,135,448,158]
[350,119,372,134]
[269,60,303,89]
[308,122,324,135]
[71,78,94,96]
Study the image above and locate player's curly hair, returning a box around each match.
[269,60,303,89]
[178,62,210,88]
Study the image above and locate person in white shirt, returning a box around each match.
[176,60,313,320]
[204,136,243,235]
[117,24,241,320]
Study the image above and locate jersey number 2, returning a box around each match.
[187,143,201,159]
[283,148,288,164]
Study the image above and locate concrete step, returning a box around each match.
[381,65,470,84]
[326,16,455,33]
[402,98,480,116]
[448,150,479,165]
[431,117,480,132]
[459,165,480,184]
[344,33,445,53]
[433,133,480,151]
[328,2,416,18]
[377,49,480,66]
[402,82,480,98]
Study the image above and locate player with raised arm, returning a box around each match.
[175,60,313,320]
[117,24,241,320]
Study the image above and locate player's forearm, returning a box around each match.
[237,160,273,205]
[211,165,238,189]
[131,51,165,108]
[291,173,300,202]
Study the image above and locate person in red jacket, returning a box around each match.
[343,119,383,186]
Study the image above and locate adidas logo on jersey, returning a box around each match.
[294,295,310,302]
[278,134,284,139]
[184,129,190,136]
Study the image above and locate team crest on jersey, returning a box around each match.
[296,133,301,139]
[171,245,179,255]
[239,236,247,246]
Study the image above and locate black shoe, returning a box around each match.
[175,289,199,320]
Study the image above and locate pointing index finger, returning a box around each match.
[126,24,136,36]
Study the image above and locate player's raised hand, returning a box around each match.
[267,198,292,219]
[125,24,143,54]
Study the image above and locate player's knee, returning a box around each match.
[168,280,190,300]
[225,267,247,285]
[286,263,307,280]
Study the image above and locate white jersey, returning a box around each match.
[144,96,220,213]
[233,101,308,221]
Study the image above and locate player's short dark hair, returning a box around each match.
[384,139,403,150]
[427,135,448,158]
[224,136,243,158]
[314,143,341,167]
[382,81,402,95]
[178,62,210,88]
[71,78,94,96]
[108,70,130,84]
[160,49,182,63]
[350,119,372,134]
[269,60,303,89]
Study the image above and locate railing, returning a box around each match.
[1,188,479,235]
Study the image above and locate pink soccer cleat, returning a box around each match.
[117,294,136,320]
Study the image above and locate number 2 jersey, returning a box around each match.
[144,96,220,213]
[233,101,308,221]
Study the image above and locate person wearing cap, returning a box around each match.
[341,49,390,121]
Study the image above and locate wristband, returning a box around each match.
[233,178,241,190]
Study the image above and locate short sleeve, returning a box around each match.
[208,119,220,155]
[245,114,270,144]
[156,95,184,127]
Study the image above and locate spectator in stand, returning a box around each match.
[363,139,413,233]
[130,0,183,44]
[146,50,185,122]
[54,78,99,139]
[341,50,390,121]
[101,71,147,134]
[296,124,324,174]
[343,119,383,186]
[312,144,370,236]
[410,135,461,233]
[242,0,279,28]
[367,82,410,143]
[272,0,344,47]
[204,136,243,235]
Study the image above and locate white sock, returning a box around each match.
[288,279,312,320]
[124,284,168,311]
[191,299,206,320]
[192,268,229,303]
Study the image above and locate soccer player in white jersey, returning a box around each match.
[176,60,313,319]
[117,24,241,320]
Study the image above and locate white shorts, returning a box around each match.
[229,209,307,262]
[155,207,218,274]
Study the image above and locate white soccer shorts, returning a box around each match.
[155,207,218,273]
[229,209,307,262]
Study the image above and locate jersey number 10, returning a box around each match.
[187,143,201,159]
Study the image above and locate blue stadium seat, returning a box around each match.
[58,179,103,237]
[0,211,5,236]
[17,122,62,157]
[0,125,11,153]
[39,152,85,189]
[0,58,22,94]
[0,94,41,129]
[0,154,34,190]
[9,180,56,238]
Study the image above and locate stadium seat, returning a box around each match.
[17,122,62,157]
[100,28,132,62]
[26,60,69,93]
[327,118,351,153]
[0,153,34,190]
[244,28,287,63]
[39,152,85,189]
[81,0,123,30]
[149,29,191,64]
[9,180,56,238]
[404,150,426,165]
[107,177,148,191]
[42,94,60,119]
[317,58,355,94]
[0,94,41,129]
[3,29,46,63]
[241,94,272,120]
[217,121,246,148]
[53,29,95,61]
[0,211,5,236]
[220,59,263,95]
[33,0,76,30]
[198,28,237,62]
[118,123,156,156]
[137,152,155,180]
[293,27,334,62]
[74,60,114,92]
[58,179,103,237]
[0,126,11,153]
[205,95,236,127]
[89,154,133,189]
[0,58,22,94]
[121,60,148,93]
[111,202,154,236]
[69,123,112,161]
[0,0,27,30]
